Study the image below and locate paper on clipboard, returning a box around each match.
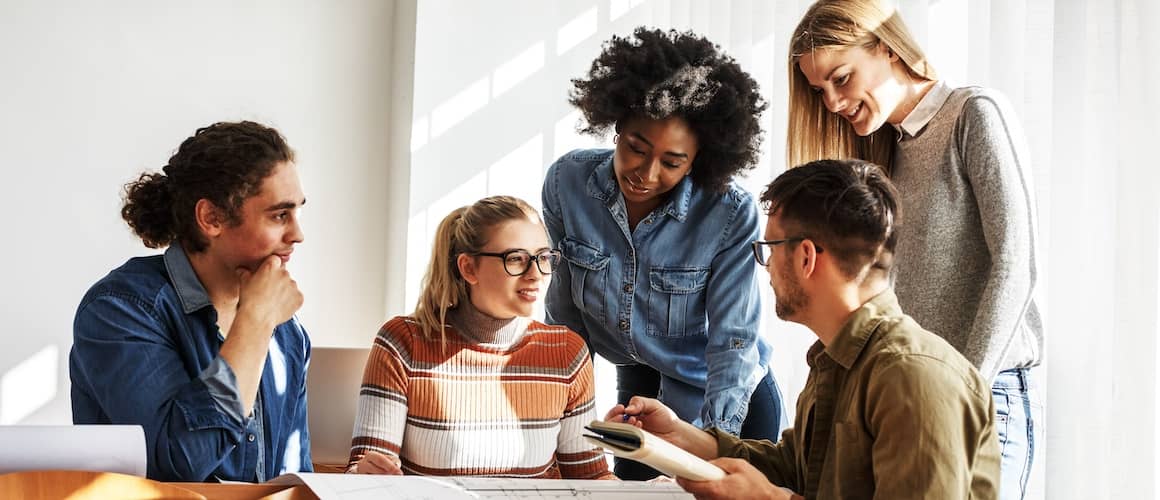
[583,420,725,481]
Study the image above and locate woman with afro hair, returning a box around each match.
[542,27,786,480]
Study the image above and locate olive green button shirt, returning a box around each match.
[709,290,999,499]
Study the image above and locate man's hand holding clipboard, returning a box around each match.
[600,397,801,500]
[583,420,725,481]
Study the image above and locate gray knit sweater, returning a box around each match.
[891,82,1043,381]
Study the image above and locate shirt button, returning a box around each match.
[624,283,633,293]
[247,434,256,442]
[619,319,629,331]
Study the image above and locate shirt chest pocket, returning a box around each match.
[827,421,874,497]
[560,238,610,325]
[646,267,709,338]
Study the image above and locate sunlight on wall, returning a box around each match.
[609,0,646,22]
[0,345,59,424]
[493,42,546,99]
[556,7,597,56]
[421,39,546,149]
[487,134,544,210]
[554,110,598,160]
[412,115,430,152]
[405,206,429,312]
[431,77,490,138]
[404,172,490,309]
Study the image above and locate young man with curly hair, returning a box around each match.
[70,121,312,482]
[541,27,786,480]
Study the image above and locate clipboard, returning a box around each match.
[583,420,725,481]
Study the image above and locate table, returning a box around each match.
[0,470,318,500]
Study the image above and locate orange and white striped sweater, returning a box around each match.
[348,303,612,479]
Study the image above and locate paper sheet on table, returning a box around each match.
[0,425,146,477]
[269,473,694,500]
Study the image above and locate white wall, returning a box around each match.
[0,1,414,424]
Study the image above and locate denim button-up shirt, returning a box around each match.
[70,245,312,482]
[542,149,770,434]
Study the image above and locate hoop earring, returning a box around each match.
[613,134,619,144]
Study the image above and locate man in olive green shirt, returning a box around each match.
[607,159,1000,499]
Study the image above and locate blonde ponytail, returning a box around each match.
[412,207,469,347]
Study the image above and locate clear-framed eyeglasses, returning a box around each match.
[472,249,563,276]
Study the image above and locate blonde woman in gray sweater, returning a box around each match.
[784,1,1042,499]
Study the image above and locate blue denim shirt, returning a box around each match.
[70,245,312,482]
[542,149,771,434]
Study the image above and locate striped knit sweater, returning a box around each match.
[348,302,613,479]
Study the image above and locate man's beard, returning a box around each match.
[774,260,808,320]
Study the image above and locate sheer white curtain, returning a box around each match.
[1040,1,1160,499]
[405,1,1160,497]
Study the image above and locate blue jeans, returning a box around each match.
[993,368,1042,500]
[612,364,786,480]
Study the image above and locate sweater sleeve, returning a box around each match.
[955,94,1039,380]
[556,343,615,479]
[348,317,412,469]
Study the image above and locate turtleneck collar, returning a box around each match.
[446,299,530,349]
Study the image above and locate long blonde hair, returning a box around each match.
[787,0,936,174]
[411,195,542,345]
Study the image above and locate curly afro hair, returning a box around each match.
[569,27,767,194]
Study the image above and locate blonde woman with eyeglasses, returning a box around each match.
[347,196,613,480]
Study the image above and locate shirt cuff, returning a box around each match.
[706,427,745,458]
[198,357,248,424]
[706,417,743,436]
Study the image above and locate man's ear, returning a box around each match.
[798,239,821,279]
[457,253,479,285]
[195,199,225,239]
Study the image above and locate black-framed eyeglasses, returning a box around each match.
[473,249,563,276]
[751,237,823,266]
